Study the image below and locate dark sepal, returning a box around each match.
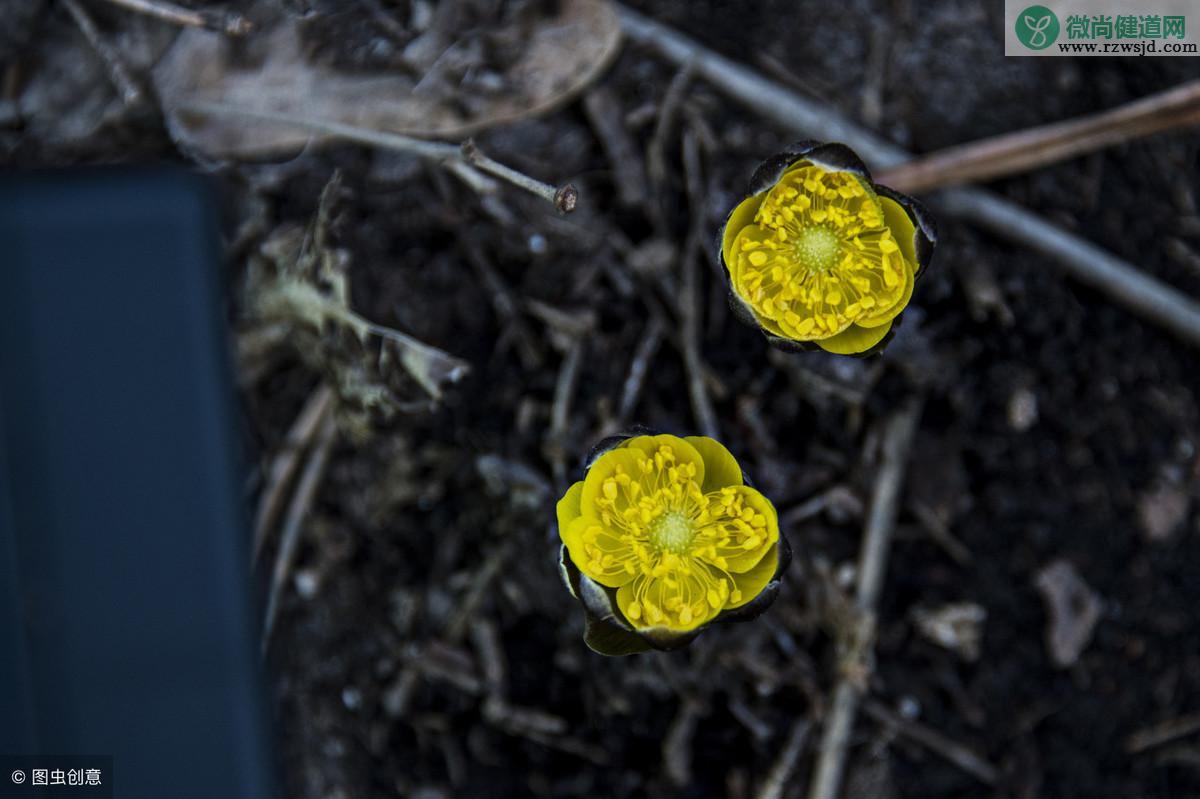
[873,184,938,278]
[559,544,581,599]
[584,614,654,656]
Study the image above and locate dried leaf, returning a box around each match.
[154,0,621,158]
[245,174,468,422]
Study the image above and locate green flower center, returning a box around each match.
[650,509,694,554]
[796,226,840,272]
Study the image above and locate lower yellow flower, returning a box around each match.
[557,432,786,654]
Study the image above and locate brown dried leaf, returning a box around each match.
[153,0,621,158]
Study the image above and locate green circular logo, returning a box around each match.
[1015,5,1059,49]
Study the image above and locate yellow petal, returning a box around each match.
[855,258,914,328]
[683,436,744,492]
[726,543,781,608]
[556,480,585,549]
[695,485,779,572]
[621,434,706,494]
[721,191,768,267]
[580,447,644,518]
[879,194,918,271]
[816,320,893,355]
[620,570,720,632]
[570,515,637,588]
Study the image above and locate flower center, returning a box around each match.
[650,509,694,554]
[796,226,840,272]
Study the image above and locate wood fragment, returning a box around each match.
[862,699,998,785]
[583,86,651,208]
[756,719,811,799]
[262,414,337,651]
[807,400,923,799]
[877,80,1200,194]
[63,0,143,106]
[253,385,334,563]
[100,0,252,35]
[1127,713,1200,754]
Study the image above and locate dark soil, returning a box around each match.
[5,1,1200,797]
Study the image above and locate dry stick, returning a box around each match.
[461,240,544,370]
[99,0,253,35]
[680,128,720,439]
[262,415,337,652]
[616,316,664,423]
[616,6,1200,349]
[252,385,335,563]
[877,79,1200,194]
[1125,712,1200,754]
[546,337,586,488]
[462,139,578,213]
[583,87,651,209]
[756,719,812,799]
[862,699,998,785]
[175,101,576,213]
[807,400,923,799]
[63,0,143,106]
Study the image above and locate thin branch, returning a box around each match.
[64,0,143,106]
[617,5,1200,350]
[99,0,253,35]
[616,316,664,423]
[252,385,334,563]
[462,139,578,213]
[862,699,998,785]
[174,101,576,213]
[807,399,923,799]
[680,128,719,438]
[756,719,812,799]
[1126,712,1200,754]
[262,415,336,652]
[876,79,1200,194]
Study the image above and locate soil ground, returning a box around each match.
[4,1,1199,797]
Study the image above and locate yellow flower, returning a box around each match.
[721,142,936,356]
[557,432,787,655]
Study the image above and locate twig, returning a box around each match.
[252,384,335,563]
[680,127,719,439]
[98,0,253,35]
[64,0,143,106]
[876,79,1200,194]
[583,87,651,209]
[174,101,575,213]
[617,316,664,423]
[862,699,998,785]
[647,61,695,189]
[617,5,1200,350]
[461,239,544,370]
[807,400,923,799]
[446,543,513,642]
[663,698,703,786]
[756,719,811,799]
[545,336,586,488]
[462,139,578,213]
[262,414,337,651]
[1126,712,1200,754]
[936,189,1200,346]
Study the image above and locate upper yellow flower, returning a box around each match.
[721,142,936,356]
[557,434,782,648]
